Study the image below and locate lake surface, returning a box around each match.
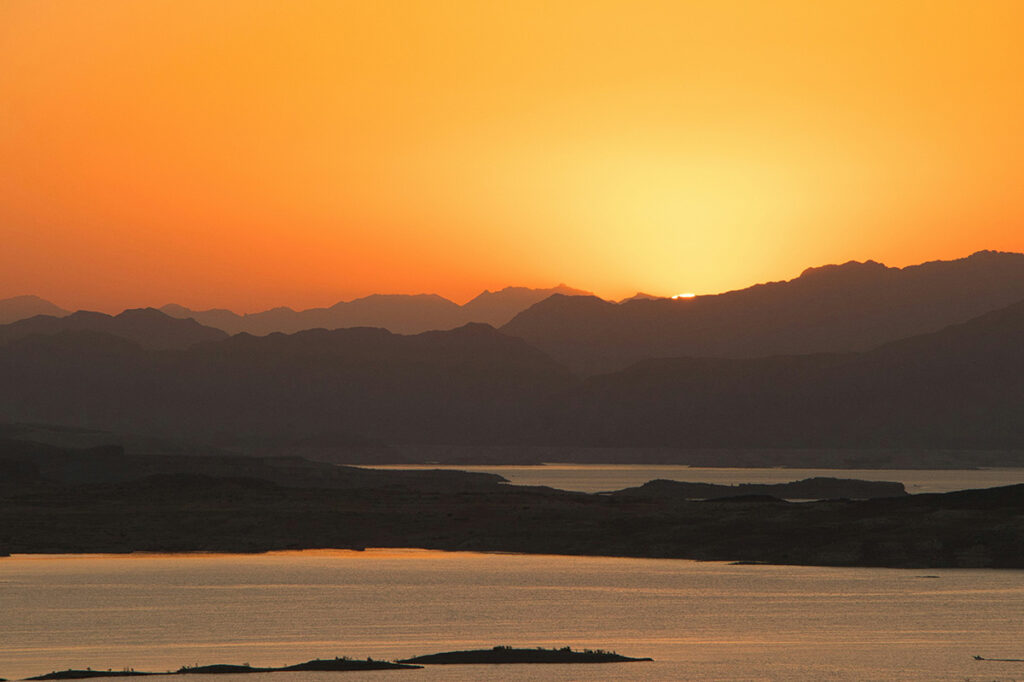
[364,464,1024,494]
[2,550,1022,681]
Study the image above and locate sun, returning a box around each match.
[672,293,696,299]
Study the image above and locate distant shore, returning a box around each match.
[2,464,1021,568]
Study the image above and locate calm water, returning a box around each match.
[2,550,1023,681]
[366,464,1024,494]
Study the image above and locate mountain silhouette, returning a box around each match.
[0,295,68,324]
[160,285,591,335]
[538,298,1024,450]
[0,308,228,350]
[502,250,1024,374]
[2,298,1024,455]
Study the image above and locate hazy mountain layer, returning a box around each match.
[2,299,1024,456]
[161,284,590,335]
[502,250,1024,374]
[0,308,227,350]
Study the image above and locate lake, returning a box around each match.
[2,550,1022,681]
[364,464,1024,494]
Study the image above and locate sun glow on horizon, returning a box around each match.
[2,0,1023,312]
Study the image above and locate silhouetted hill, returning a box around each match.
[161,285,592,335]
[502,251,1024,373]
[160,303,243,334]
[0,308,227,350]
[0,295,68,324]
[539,298,1024,450]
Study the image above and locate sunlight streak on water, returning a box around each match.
[2,550,1022,680]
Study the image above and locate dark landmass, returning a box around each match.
[0,295,68,325]
[537,298,1024,451]
[0,444,1020,567]
[4,298,1024,459]
[0,437,505,493]
[0,309,226,350]
[502,250,1024,374]
[279,658,420,671]
[398,645,651,665]
[0,322,574,449]
[160,284,590,336]
[176,664,269,674]
[605,477,907,499]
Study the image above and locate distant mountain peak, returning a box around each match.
[798,259,889,280]
[159,303,192,317]
[459,284,593,327]
[0,295,69,325]
[619,292,664,303]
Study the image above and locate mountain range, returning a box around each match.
[1,290,1024,457]
[2,251,1024,462]
[502,250,1024,373]
[158,284,592,335]
[537,298,1024,450]
[0,284,591,336]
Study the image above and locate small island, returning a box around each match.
[398,645,652,665]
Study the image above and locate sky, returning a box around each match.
[2,0,1023,313]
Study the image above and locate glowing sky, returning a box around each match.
[2,1,1023,312]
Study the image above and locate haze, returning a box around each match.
[2,0,1024,312]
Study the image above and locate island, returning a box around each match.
[398,645,652,665]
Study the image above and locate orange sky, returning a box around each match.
[2,0,1023,312]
